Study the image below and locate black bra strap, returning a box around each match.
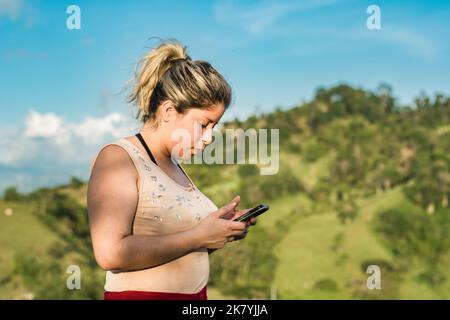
[135,133,158,166]
[134,133,192,185]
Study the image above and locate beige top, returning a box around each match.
[90,137,218,293]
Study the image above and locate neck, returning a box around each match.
[139,123,173,165]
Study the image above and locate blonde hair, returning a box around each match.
[127,39,232,126]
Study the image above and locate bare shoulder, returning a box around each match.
[90,144,137,180]
[87,144,139,211]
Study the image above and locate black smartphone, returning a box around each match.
[233,204,270,222]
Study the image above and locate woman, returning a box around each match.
[87,39,257,300]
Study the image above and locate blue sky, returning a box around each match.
[1,0,450,194]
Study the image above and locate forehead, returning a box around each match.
[189,104,225,120]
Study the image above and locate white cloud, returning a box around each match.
[321,26,437,60]
[214,0,345,36]
[0,0,23,20]
[23,110,134,146]
[70,112,131,145]
[2,110,137,166]
[0,110,139,194]
[375,26,436,60]
[0,127,33,165]
[212,1,436,60]
[24,110,65,138]
[262,24,437,60]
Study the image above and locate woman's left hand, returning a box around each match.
[222,202,257,242]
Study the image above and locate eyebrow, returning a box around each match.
[204,117,217,124]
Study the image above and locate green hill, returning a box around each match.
[1,84,449,299]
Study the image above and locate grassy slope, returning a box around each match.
[273,188,450,299]
[0,200,62,299]
[272,189,396,299]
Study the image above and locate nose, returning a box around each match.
[201,128,213,145]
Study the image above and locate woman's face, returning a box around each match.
[167,103,225,160]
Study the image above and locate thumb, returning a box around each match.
[215,198,239,217]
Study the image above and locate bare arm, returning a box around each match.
[87,145,202,271]
[87,145,247,271]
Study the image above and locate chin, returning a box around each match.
[171,147,201,161]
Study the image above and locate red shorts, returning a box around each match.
[104,285,208,300]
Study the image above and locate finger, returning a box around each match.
[234,228,249,240]
[218,195,240,216]
[216,201,239,217]
[233,195,241,207]
[249,217,257,225]
[221,210,236,220]
[228,220,247,231]
[230,229,247,237]
[227,211,242,221]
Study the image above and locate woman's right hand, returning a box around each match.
[194,196,247,249]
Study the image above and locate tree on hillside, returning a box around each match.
[3,186,23,202]
[376,83,396,114]
[336,196,358,225]
[404,131,450,213]
[69,176,84,189]
[312,84,393,126]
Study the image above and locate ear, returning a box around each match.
[160,100,178,122]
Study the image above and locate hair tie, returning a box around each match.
[170,57,187,63]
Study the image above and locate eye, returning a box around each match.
[201,123,208,129]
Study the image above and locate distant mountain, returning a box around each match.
[0,164,88,195]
